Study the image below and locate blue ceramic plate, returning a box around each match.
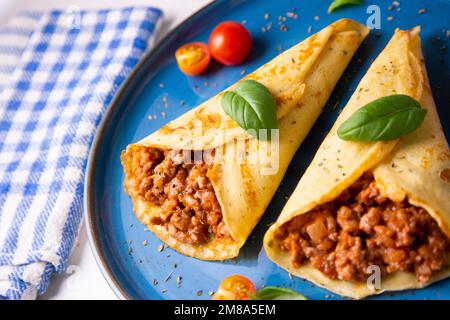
[85,0,450,300]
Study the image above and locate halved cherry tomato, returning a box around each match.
[212,275,256,300]
[209,21,252,65]
[175,42,211,76]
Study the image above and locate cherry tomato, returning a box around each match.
[212,275,257,300]
[209,21,252,65]
[175,42,211,76]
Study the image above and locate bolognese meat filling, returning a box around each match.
[276,172,450,283]
[126,146,231,245]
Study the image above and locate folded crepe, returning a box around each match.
[264,27,450,298]
[121,19,369,260]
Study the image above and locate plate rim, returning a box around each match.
[83,0,221,300]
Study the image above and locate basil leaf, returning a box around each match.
[328,0,363,13]
[337,94,427,141]
[221,80,278,140]
[250,287,307,300]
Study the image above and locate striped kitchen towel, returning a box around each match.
[0,7,163,300]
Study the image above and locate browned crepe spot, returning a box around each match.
[440,168,450,183]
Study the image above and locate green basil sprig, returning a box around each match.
[250,286,307,300]
[328,0,364,13]
[221,80,278,140]
[337,94,427,141]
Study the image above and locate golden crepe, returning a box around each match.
[264,27,450,298]
[121,19,369,260]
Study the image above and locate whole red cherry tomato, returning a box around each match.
[209,21,252,65]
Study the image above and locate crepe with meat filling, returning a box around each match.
[264,27,450,298]
[121,19,369,260]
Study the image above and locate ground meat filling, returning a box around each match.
[130,146,230,245]
[276,172,450,283]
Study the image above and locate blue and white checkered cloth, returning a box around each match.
[0,7,162,300]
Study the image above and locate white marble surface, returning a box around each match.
[0,0,212,300]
